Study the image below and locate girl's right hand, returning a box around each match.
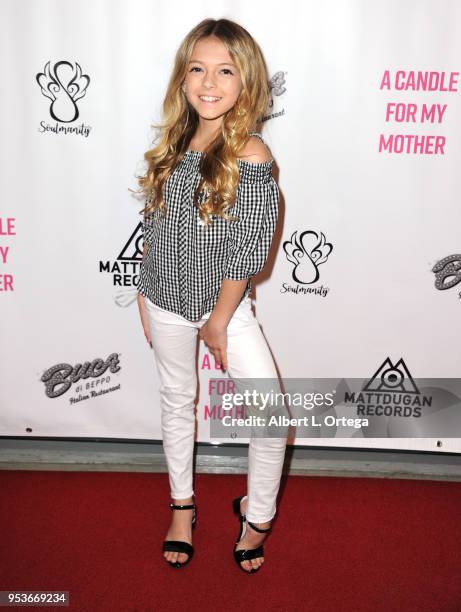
[137,292,153,348]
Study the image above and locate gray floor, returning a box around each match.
[1,439,461,481]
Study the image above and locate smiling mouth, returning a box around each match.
[198,95,222,103]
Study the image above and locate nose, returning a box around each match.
[201,71,217,89]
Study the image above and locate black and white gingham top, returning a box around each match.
[137,132,279,321]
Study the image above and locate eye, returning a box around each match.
[188,66,234,75]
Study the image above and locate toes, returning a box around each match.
[240,557,264,572]
[177,552,187,564]
[164,550,189,565]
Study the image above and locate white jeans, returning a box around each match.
[144,294,288,523]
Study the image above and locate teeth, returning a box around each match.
[200,96,221,102]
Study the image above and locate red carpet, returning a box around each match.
[0,470,460,612]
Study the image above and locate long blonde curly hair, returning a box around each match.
[134,17,271,226]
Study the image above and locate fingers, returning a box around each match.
[199,325,228,370]
[140,315,152,347]
[210,348,227,372]
[138,302,152,348]
[141,319,152,347]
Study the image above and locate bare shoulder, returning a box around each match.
[238,135,272,164]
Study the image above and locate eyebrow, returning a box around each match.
[189,59,236,67]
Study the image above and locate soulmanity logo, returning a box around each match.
[281,230,333,297]
[269,71,286,98]
[36,60,92,137]
[266,70,287,121]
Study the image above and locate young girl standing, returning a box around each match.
[136,17,287,574]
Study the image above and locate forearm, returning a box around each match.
[208,278,249,327]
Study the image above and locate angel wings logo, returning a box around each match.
[36,60,90,121]
[36,60,92,135]
[267,70,286,119]
[283,230,333,284]
[269,71,286,98]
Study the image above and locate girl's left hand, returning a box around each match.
[199,319,228,371]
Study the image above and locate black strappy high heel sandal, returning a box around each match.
[232,495,272,574]
[162,501,196,568]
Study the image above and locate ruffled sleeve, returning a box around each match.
[223,161,279,280]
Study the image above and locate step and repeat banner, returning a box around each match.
[1,0,461,453]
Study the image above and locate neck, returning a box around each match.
[190,120,221,150]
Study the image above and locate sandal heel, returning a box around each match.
[162,500,196,569]
[232,494,272,574]
[232,496,245,516]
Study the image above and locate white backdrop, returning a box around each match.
[1,0,461,453]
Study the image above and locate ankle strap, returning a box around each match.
[247,520,272,533]
[170,503,195,510]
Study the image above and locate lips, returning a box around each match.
[198,95,222,103]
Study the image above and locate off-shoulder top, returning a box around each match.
[137,132,279,321]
